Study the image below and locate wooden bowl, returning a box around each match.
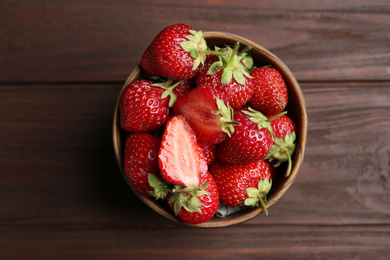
[113,31,307,228]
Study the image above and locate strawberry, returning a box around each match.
[200,142,217,165]
[195,43,254,109]
[150,78,194,107]
[171,78,195,99]
[217,107,274,164]
[123,133,168,198]
[248,66,288,115]
[141,23,208,80]
[266,114,296,176]
[167,171,219,224]
[119,79,172,132]
[173,85,236,144]
[158,115,208,187]
[209,160,272,214]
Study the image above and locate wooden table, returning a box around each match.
[1,1,390,259]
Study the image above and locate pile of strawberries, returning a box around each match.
[119,24,297,224]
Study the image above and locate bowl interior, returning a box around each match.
[113,31,307,228]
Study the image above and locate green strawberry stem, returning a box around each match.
[206,42,252,85]
[265,131,296,177]
[245,179,271,215]
[199,49,226,56]
[268,111,287,122]
[166,79,185,106]
[258,196,268,215]
[226,42,240,69]
[153,79,184,107]
[213,98,239,137]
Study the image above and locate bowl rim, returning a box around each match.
[113,31,307,228]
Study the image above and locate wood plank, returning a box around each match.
[1,81,390,227]
[1,1,390,82]
[0,225,389,259]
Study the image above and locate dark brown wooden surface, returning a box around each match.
[1,1,390,259]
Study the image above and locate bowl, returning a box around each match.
[113,31,307,228]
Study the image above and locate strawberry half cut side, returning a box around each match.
[158,115,208,188]
[173,85,236,144]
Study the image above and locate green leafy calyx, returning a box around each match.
[152,79,185,107]
[207,42,253,85]
[212,98,239,137]
[244,178,272,215]
[147,174,171,199]
[169,183,210,215]
[242,107,275,136]
[265,132,296,177]
[179,30,208,71]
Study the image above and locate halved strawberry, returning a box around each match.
[173,85,236,144]
[158,115,208,188]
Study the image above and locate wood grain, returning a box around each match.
[1,81,389,227]
[1,1,390,258]
[1,225,389,259]
[1,0,390,82]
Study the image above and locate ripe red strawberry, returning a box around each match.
[195,43,254,109]
[209,160,272,214]
[119,79,171,132]
[151,78,194,107]
[167,171,219,224]
[266,114,296,176]
[200,142,217,165]
[158,115,208,187]
[141,23,208,80]
[217,107,274,164]
[171,78,195,99]
[173,85,236,144]
[248,66,288,115]
[123,133,167,198]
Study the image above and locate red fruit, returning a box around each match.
[200,142,217,165]
[217,107,274,164]
[123,133,164,197]
[266,114,297,176]
[270,114,296,139]
[141,23,208,80]
[210,160,272,214]
[119,79,170,132]
[140,44,157,78]
[248,66,288,115]
[195,43,254,109]
[173,85,236,144]
[158,115,208,187]
[167,171,219,224]
[151,78,194,107]
[171,78,195,99]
